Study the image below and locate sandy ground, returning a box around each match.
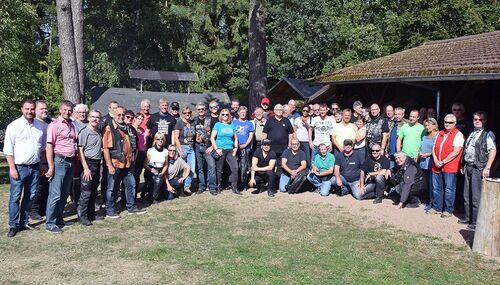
[245,190,474,246]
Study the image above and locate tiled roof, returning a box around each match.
[311,31,500,83]
[267,78,324,101]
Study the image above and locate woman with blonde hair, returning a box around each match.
[419,117,439,210]
[143,132,168,203]
[210,108,240,195]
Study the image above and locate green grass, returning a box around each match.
[0,184,498,284]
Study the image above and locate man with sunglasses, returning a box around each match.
[459,111,496,230]
[452,102,472,136]
[429,114,464,218]
[293,106,312,165]
[103,106,146,218]
[359,144,390,203]
[194,102,217,194]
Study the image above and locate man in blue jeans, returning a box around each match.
[103,106,146,218]
[194,102,217,194]
[307,143,335,196]
[4,99,46,237]
[45,100,77,234]
[334,139,363,197]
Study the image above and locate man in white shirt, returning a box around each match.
[308,104,335,162]
[3,99,46,237]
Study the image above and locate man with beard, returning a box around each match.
[359,144,390,203]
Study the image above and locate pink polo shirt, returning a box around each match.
[47,116,77,157]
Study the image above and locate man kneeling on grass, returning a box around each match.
[307,143,335,196]
[165,145,191,199]
[389,151,425,209]
[279,139,308,194]
[248,139,277,197]
[359,143,390,203]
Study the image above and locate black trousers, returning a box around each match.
[254,170,276,192]
[215,149,238,190]
[144,169,164,201]
[362,175,386,199]
[134,151,146,197]
[463,164,483,224]
[78,159,101,221]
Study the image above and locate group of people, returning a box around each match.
[4,96,496,237]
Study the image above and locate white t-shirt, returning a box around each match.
[147,147,168,168]
[311,116,335,147]
[293,117,311,142]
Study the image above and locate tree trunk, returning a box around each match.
[71,0,84,103]
[56,0,81,104]
[248,0,267,111]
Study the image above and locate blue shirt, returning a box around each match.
[389,126,398,155]
[233,119,255,150]
[213,122,236,150]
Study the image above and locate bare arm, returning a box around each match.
[442,146,462,165]
[381,132,389,153]
[45,143,55,179]
[6,155,18,180]
[483,149,497,177]
[173,129,184,157]
[396,136,402,152]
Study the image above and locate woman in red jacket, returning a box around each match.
[428,114,465,218]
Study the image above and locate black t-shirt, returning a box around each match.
[194,116,213,145]
[147,112,177,147]
[366,116,389,146]
[209,115,219,129]
[335,151,363,182]
[253,147,277,168]
[282,148,306,174]
[362,155,390,174]
[263,116,294,154]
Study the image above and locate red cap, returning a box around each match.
[261,97,270,105]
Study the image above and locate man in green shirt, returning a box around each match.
[307,143,336,196]
[397,109,425,160]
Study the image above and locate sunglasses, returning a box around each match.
[303,109,310,112]
[444,121,455,124]
[168,149,176,152]
[209,105,218,109]
[452,109,463,112]
[125,115,133,119]
[155,138,164,141]
[197,108,205,111]
[371,149,381,152]
[473,118,483,121]
[183,112,192,115]
[221,114,229,116]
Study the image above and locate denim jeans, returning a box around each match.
[195,144,216,192]
[106,167,137,214]
[432,171,457,213]
[311,145,320,165]
[180,145,195,189]
[8,163,39,229]
[279,174,291,192]
[337,175,361,198]
[46,157,73,230]
[167,178,183,200]
[238,149,250,189]
[361,175,386,200]
[307,173,334,196]
[299,141,311,167]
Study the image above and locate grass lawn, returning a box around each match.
[0,183,498,284]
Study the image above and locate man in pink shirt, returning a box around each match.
[45,100,77,234]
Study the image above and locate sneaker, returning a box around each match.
[457,219,469,225]
[45,227,63,234]
[57,221,75,228]
[427,208,440,215]
[467,223,476,230]
[373,198,383,204]
[106,212,121,219]
[30,213,43,221]
[128,208,147,215]
[92,215,105,221]
[7,228,18,238]
[210,191,218,196]
[81,219,92,226]
[268,190,275,197]
[440,212,452,218]
[20,223,40,231]
[232,188,242,195]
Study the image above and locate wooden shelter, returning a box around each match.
[267,77,325,103]
[307,30,500,138]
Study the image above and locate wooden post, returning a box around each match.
[472,178,500,256]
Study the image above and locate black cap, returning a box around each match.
[343,139,354,146]
[262,139,271,145]
[170,102,179,109]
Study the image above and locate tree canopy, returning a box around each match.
[0,0,498,128]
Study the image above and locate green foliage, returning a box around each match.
[0,1,41,128]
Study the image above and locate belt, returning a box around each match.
[16,162,40,168]
[55,154,74,161]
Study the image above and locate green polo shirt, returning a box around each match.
[312,152,335,173]
[398,122,425,158]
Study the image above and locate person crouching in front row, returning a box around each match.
[143,133,168,204]
[279,138,308,194]
[165,145,191,199]
[307,143,335,196]
[388,151,425,209]
[359,143,390,203]
[248,139,277,197]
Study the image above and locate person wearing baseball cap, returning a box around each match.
[170,102,180,120]
[334,138,364,198]
[260,97,273,119]
[249,139,277,197]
